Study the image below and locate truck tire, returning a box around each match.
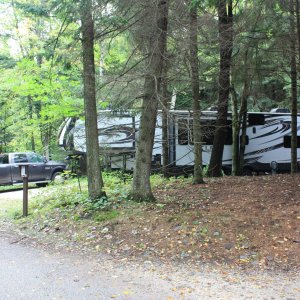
[51,171,64,184]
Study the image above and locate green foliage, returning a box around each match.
[14,2,49,17]
[92,210,119,222]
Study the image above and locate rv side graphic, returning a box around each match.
[58,110,300,174]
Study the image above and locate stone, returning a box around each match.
[224,242,234,250]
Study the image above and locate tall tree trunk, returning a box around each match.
[208,0,233,177]
[230,86,239,176]
[238,50,250,175]
[130,0,168,201]
[296,0,300,62]
[290,0,298,174]
[81,0,105,199]
[238,82,250,175]
[161,61,169,178]
[189,1,204,184]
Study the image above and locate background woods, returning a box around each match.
[0,0,299,200]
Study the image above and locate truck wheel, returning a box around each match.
[51,172,64,184]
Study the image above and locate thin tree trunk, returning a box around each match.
[238,81,250,175]
[290,0,298,174]
[231,86,239,176]
[189,1,204,184]
[296,0,300,63]
[161,62,169,178]
[81,0,105,199]
[208,0,233,177]
[130,0,168,201]
[238,50,250,175]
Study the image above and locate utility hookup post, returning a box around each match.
[270,161,278,176]
[19,164,29,217]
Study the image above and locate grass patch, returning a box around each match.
[93,210,119,222]
[0,197,22,219]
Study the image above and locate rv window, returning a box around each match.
[178,119,189,145]
[202,124,215,145]
[201,121,232,145]
[283,136,300,148]
[248,114,265,126]
[226,126,233,145]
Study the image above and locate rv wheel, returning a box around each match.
[242,167,253,176]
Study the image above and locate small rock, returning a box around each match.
[180,251,190,259]
[104,234,113,240]
[101,227,109,234]
[224,242,234,250]
[266,255,274,261]
[173,225,181,231]
[122,245,131,251]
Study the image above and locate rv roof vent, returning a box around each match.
[270,108,290,113]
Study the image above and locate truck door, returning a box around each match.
[0,154,12,185]
[26,153,48,181]
[11,153,28,183]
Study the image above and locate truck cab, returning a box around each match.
[0,152,66,186]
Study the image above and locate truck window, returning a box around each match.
[0,154,9,164]
[27,153,44,163]
[12,154,28,163]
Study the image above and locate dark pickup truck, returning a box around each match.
[0,152,66,186]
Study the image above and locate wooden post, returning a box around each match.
[19,165,29,217]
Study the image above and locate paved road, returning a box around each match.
[0,190,299,299]
[1,233,300,300]
[0,233,183,300]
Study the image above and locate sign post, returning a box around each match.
[19,164,29,217]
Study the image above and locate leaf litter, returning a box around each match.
[4,174,300,272]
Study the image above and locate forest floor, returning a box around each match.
[1,174,300,272]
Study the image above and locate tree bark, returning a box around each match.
[189,1,204,184]
[238,49,250,175]
[130,0,168,201]
[208,0,233,177]
[290,0,298,174]
[161,61,170,178]
[81,0,105,199]
[230,86,239,176]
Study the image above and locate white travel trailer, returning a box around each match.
[58,110,300,174]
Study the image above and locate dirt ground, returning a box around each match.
[98,174,300,271]
[4,174,300,271]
